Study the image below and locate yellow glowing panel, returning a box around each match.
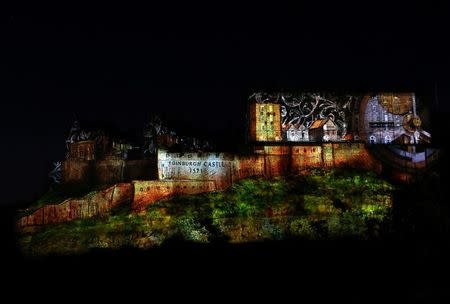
[254,103,282,141]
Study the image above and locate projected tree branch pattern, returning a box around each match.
[251,92,356,138]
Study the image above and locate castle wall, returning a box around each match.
[132,180,216,210]
[62,159,91,186]
[124,159,157,181]
[94,159,125,185]
[158,143,381,184]
[62,142,382,190]
[68,140,96,160]
[62,159,158,188]
[21,143,382,228]
[231,154,265,180]
[332,142,381,171]
[261,146,290,177]
[290,145,324,173]
[17,183,133,230]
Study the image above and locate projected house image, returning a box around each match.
[309,117,339,142]
[249,92,431,145]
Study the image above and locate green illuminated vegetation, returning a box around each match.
[19,169,394,256]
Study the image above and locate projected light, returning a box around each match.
[249,92,432,145]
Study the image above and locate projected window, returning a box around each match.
[363,93,431,145]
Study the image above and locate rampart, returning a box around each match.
[18,143,382,229]
[17,183,133,231]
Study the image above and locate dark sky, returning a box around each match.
[2,2,450,205]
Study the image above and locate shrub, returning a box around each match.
[290,218,317,239]
[173,216,210,243]
[260,218,284,240]
[21,172,395,255]
[303,195,334,214]
[327,210,368,238]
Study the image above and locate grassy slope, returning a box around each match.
[19,168,395,256]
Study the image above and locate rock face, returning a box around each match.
[17,183,133,230]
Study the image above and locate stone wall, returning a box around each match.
[94,159,125,185]
[132,180,217,210]
[158,143,381,185]
[62,144,380,190]
[124,159,157,181]
[290,145,323,173]
[231,154,265,180]
[331,142,381,171]
[17,183,133,231]
[62,159,157,188]
[21,143,382,228]
[17,179,219,229]
[260,146,291,177]
[62,159,91,186]
[133,143,381,210]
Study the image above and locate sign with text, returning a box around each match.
[157,150,233,188]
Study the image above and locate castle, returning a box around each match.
[61,115,214,189]
[17,92,439,230]
[61,92,437,191]
[62,93,434,188]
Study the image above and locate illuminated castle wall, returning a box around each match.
[19,92,439,229]
[62,144,157,188]
[144,143,381,210]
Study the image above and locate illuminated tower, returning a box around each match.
[249,102,282,142]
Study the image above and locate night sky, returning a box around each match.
[2,3,450,205]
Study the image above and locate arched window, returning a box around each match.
[369,135,376,144]
[384,135,392,144]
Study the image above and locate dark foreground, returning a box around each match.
[3,164,449,302]
[2,235,450,302]
[2,203,450,303]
